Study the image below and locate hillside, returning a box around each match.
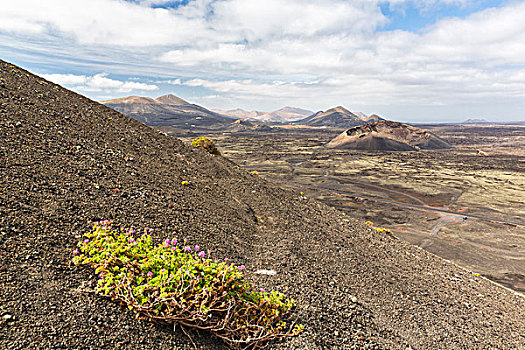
[296,106,375,128]
[103,94,233,128]
[1,60,524,349]
[327,120,453,151]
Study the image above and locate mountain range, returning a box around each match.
[215,106,314,123]
[104,94,387,129]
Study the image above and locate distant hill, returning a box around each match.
[227,119,273,132]
[296,106,363,127]
[363,114,384,123]
[215,108,266,120]
[295,106,384,128]
[102,94,233,128]
[460,119,525,126]
[327,120,452,151]
[217,106,313,123]
[258,107,314,123]
[462,118,490,124]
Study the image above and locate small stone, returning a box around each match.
[350,295,358,303]
[3,314,13,321]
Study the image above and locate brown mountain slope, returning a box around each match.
[295,106,363,128]
[103,94,233,128]
[1,60,524,349]
[327,120,453,151]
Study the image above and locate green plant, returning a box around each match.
[191,137,220,155]
[73,221,302,348]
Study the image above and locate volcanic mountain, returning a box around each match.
[103,94,233,129]
[1,60,524,349]
[327,120,453,151]
[295,106,383,128]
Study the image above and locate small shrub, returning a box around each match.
[191,137,220,155]
[73,221,302,349]
[365,221,392,234]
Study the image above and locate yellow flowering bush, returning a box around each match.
[191,137,220,155]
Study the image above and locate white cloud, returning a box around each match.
[0,0,214,46]
[42,73,158,93]
[2,0,525,121]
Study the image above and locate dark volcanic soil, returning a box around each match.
[1,60,525,350]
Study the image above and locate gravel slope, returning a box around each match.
[1,60,524,350]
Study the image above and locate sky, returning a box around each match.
[1,0,524,123]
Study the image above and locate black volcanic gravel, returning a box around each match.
[1,60,524,350]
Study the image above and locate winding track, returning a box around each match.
[265,178,525,228]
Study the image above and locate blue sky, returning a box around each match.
[1,0,524,122]
[379,0,509,31]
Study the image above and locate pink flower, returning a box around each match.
[83,239,89,244]
[198,251,205,258]
[73,249,79,255]
[147,272,153,278]
[184,246,192,252]
[128,238,135,243]
[171,246,176,250]
[238,265,245,271]
[194,245,200,251]
[259,288,265,293]
[164,239,171,245]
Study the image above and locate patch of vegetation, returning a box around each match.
[192,137,220,155]
[73,221,302,349]
[365,221,392,234]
